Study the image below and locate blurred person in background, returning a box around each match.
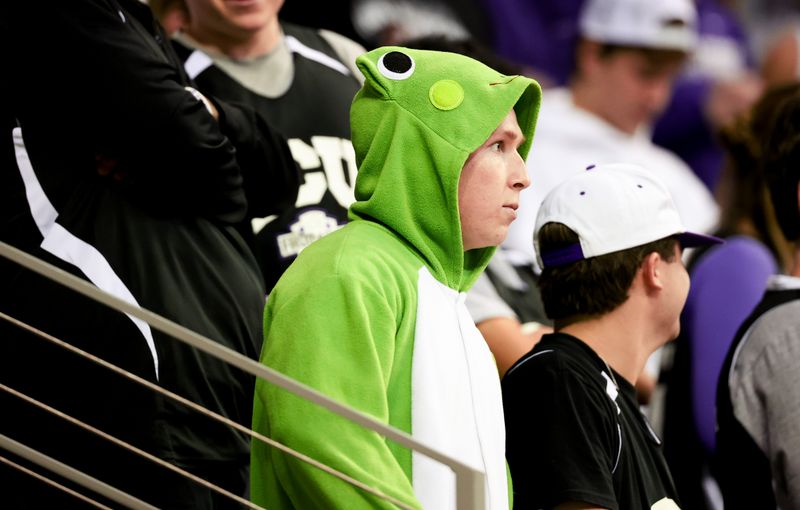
[478,0,761,195]
[151,0,367,292]
[652,0,763,194]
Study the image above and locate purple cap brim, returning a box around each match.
[540,232,724,268]
[677,232,725,249]
[540,243,584,268]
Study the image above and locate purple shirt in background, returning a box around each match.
[480,0,583,86]
[681,236,777,453]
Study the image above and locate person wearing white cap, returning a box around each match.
[502,162,722,509]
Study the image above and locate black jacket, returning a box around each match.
[0,0,298,506]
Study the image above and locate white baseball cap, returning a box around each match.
[579,0,698,52]
[534,163,722,268]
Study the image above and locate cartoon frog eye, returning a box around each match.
[377,51,415,80]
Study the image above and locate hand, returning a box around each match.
[95,153,126,181]
[705,73,764,129]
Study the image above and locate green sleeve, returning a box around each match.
[251,272,421,510]
[507,461,514,509]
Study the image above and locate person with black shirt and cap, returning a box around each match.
[502,162,722,509]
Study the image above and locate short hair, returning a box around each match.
[537,222,678,325]
[758,83,800,242]
[595,43,687,62]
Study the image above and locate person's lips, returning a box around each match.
[225,0,259,10]
[503,203,518,219]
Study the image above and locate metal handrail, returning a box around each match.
[0,434,158,510]
[0,239,486,509]
[0,309,414,510]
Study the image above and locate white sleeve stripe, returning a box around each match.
[611,423,622,474]
[184,50,214,80]
[601,371,619,403]
[12,127,159,379]
[285,35,351,76]
[504,349,554,378]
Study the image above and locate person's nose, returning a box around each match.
[511,154,530,190]
[647,77,673,114]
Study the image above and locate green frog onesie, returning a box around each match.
[251,46,541,509]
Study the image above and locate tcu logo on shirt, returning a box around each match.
[276,210,342,258]
[252,135,356,259]
[288,136,357,209]
[251,135,357,257]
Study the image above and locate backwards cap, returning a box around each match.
[534,162,722,268]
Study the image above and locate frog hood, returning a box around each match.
[349,46,541,291]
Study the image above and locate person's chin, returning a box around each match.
[667,322,681,342]
[494,227,510,246]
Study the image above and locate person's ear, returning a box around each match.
[641,252,665,294]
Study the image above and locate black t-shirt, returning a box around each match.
[502,333,680,509]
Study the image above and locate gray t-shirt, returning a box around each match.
[727,274,800,509]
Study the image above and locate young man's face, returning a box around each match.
[458,110,530,251]
[582,45,685,134]
[184,0,283,40]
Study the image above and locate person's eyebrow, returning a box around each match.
[497,127,525,145]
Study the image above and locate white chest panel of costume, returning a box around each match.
[411,267,508,510]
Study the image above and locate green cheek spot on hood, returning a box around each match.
[429,79,464,111]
